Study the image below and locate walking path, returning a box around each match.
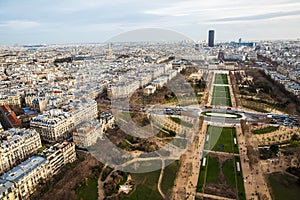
[157,159,166,199]
[98,165,107,200]
[196,192,236,200]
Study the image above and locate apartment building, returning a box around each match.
[71,100,98,126]
[73,120,103,148]
[0,129,42,174]
[30,109,74,142]
[0,156,48,200]
[42,141,76,175]
[73,113,114,148]
[0,179,19,200]
[30,100,98,142]
[99,112,115,132]
[0,95,21,107]
[25,96,48,112]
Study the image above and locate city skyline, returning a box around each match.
[0,0,300,45]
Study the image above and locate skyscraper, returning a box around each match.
[208,30,215,47]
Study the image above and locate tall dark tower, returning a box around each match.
[208,30,215,47]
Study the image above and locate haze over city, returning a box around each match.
[0,1,300,200]
[0,0,300,44]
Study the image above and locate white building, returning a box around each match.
[0,129,42,174]
[0,95,21,107]
[30,100,98,142]
[73,113,114,148]
[73,120,103,148]
[42,141,76,175]
[30,109,74,142]
[0,156,48,200]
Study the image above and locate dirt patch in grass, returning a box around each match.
[35,154,102,200]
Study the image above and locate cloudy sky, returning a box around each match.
[0,0,299,44]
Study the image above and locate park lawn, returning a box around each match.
[232,131,239,154]
[196,155,220,192]
[197,167,206,192]
[76,178,98,200]
[222,157,246,200]
[214,74,229,84]
[117,140,132,149]
[212,86,232,106]
[251,126,279,134]
[170,117,193,128]
[196,154,245,199]
[123,170,163,200]
[123,160,163,174]
[213,86,231,98]
[197,157,208,192]
[161,160,180,195]
[242,104,269,113]
[206,156,219,184]
[222,159,236,188]
[172,138,188,149]
[235,157,246,200]
[268,172,300,200]
[205,126,238,153]
[170,117,181,124]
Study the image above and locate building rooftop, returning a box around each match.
[0,156,46,183]
[0,179,15,197]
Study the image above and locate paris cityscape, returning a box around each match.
[0,1,300,200]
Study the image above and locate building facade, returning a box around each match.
[30,100,98,142]
[0,129,42,174]
[42,141,76,175]
[0,156,48,200]
[0,95,21,107]
[208,30,215,47]
[73,120,103,148]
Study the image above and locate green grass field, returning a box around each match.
[222,159,236,187]
[197,163,206,192]
[235,157,246,200]
[123,160,162,173]
[251,126,279,134]
[171,138,188,149]
[196,155,219,193]
[206,156,219,183]
[212,86,232,106]
[123,160,179,200]
[196,155,246,200]
[169,117,193,128]
[204,126,239,153]
[76,178,98,200]
[123,170,162,200]
[268,172,300,200]
[161,160,180,195]
[214,74,229,84]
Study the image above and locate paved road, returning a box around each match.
[146,106,267,124]
[196,192,236,200]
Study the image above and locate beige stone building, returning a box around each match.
[42,141,76,175]
[0,95,21,107]
[0,129,42,174]
[0,156,48,200]
[73,120,103,148]
[30,100,98,142]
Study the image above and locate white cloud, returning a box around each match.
[143,0,300,23]
[54,0,138,13]
[0,20,40,29]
